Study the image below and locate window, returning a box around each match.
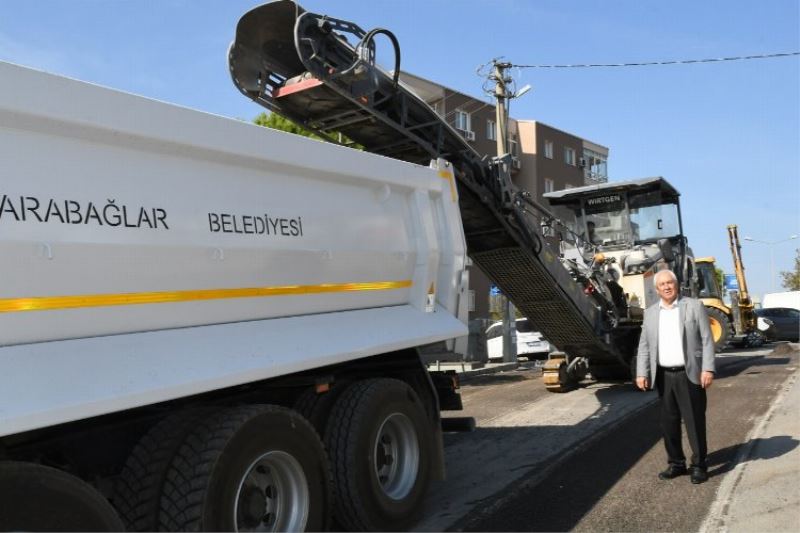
[544,178,554,193]
[583,148,608,183]
[486,323,502,340]
[486,120,496,141]
[544,140,554,159]
[698,266,721,299]
[628,192,681,242]
[455,109,471,132]
[564,147,576,166]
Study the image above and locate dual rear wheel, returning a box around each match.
[115,378,432,532]
[117,405,331,532]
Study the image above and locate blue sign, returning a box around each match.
[490,285,501,296]
[724,274,739,290]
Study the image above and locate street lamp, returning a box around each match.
[743,234,798,292]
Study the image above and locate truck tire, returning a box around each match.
[706,307,731,352]
[324,378,433,531]
[0,461,124,531]
[158,405,331,532]
[115,408,215,531]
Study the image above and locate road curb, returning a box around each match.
[699,361,799,532]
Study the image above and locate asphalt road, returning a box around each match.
[417,344,798,532]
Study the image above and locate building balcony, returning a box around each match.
[584,171,608,184]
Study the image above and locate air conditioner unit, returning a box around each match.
[579,157,587,168]
[512,157,522,170]
[463,130,476,141]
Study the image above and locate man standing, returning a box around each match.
[636,269,716,484]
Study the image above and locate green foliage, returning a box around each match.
[780,248,800,290]
[714,267,725,293]
[252,112,363,149]
[488,297,524,322]
[253,112,322,140]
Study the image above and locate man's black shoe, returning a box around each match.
[658,465,688,480]
[690,467,708,484]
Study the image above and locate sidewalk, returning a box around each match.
[702,344,800,532]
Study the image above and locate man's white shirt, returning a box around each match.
[658,298,685,367]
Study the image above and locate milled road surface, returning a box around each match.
[415,345,798,532]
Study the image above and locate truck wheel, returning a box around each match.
[115,408,215,531]
[159,405,331,532]
[0,461,124,531]
[706,307,730,352]
[325,378,433,531]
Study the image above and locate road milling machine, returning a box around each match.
[695,225,763,350]
[228,0,693,391]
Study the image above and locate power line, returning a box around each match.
[513,51,800,69]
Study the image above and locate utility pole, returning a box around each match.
[493,60,511,157]
[491,60,517,363]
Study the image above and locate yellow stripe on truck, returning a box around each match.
[438,170,457,202]
[0,280,413,313]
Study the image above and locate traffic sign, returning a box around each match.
[723,274,739,290]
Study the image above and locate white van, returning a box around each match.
[762,291,800,311]
[486,318,553,360]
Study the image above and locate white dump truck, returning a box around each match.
[0,59,471,531]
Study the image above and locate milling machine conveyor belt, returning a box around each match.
[228,0,628,365]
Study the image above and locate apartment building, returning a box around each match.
[400,72,609,320]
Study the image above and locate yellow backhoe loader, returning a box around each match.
[695,225,763,351]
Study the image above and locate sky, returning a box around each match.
[1,0,798,301]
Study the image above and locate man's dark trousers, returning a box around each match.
[656,366,707,469]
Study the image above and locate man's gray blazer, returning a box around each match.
[636,297,716,387]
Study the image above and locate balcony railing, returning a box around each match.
[584,171,608,184]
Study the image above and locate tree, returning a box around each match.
[253,112,362,149]
[780,248,800,290]
[715,267,725,294]
[253,112,322,140]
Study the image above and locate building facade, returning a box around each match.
[400,72,609,320]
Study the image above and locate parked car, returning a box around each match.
[755,307,800,342]
[486,318,553,360]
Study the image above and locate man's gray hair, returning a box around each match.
[654,269,678,284]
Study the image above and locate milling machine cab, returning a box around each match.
[545,177,692,317]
